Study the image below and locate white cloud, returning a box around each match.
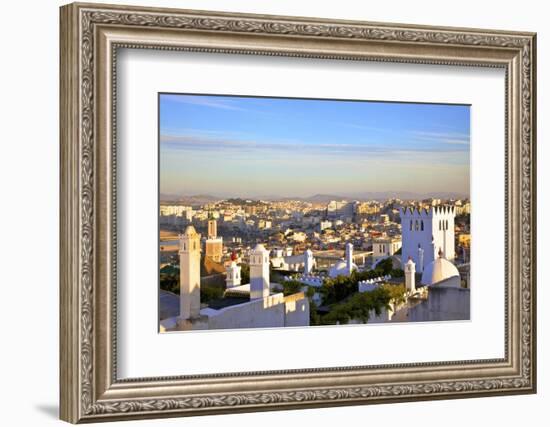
[161,94,249,112]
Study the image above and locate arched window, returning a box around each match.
[420,220,424,231]
[446,220,449,230]
[415,220,419,231]
[410,220,413,231]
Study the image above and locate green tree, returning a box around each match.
[282,280,304,296]
[160,272,179,294]
[320,287,393,325]
[381,283,407,306]
[309,301,322,326]
[375,257,394,275]
[320,274,358,305]
[200,285,224,303]
[390,268,404,278]
[240,263,250,284]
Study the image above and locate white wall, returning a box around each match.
[206,294,286,330]
[0,0,546,426]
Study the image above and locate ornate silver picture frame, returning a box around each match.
[60,2,536,423]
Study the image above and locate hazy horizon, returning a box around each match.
[160,94,470,199]
[159,190,469,202]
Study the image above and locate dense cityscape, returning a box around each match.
[159,195,471,331]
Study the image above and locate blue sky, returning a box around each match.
[159,93,470,199]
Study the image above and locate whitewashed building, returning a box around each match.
[270,248,316,272]
[328,243,357,278]
[400,205,456,273]
[372,237,402,264]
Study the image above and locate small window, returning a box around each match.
[410,220,413,231]
[446,220,449,230]
[439,220,442,231]
[420,220,424,231]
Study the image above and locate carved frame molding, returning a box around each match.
[60,2,536,423]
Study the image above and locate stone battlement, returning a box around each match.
[400,205,455,218]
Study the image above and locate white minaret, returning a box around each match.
[225,261,241,288]
[249,244,270,299]
[417,245,424,273]
[304,249,314,274]
[405,257,416,294]
[179,225,201,320]
[345,242,353,275]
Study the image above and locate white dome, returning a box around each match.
[328,259,357,278]
[421,256,460,286]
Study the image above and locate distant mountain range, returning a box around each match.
[284,192,467,202]
[161,191,468,205]
[160,193,222,205]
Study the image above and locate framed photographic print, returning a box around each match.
[60,2,537,423]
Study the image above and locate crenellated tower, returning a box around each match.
[400,205,455,271]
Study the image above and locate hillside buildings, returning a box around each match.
[159,196,471,330]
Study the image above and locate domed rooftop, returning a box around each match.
[328,259,357,278]
[421,251,460,286]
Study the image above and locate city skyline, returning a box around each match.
[159,191,469,203]
[160,94,470,198]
